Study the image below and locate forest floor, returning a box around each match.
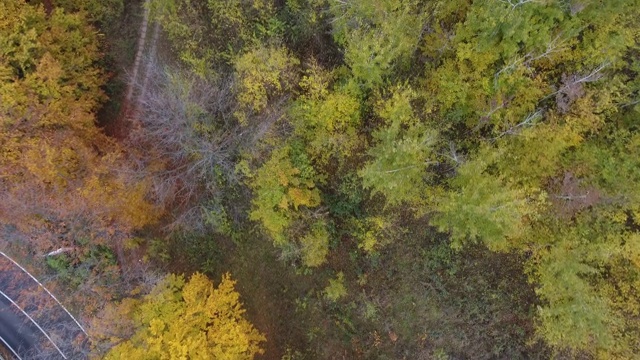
[174,234,315,358]
[158,214,552,359]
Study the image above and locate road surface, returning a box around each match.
[0,294,50,359]
[0,253,88,359]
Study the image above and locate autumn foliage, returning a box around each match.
[0,0,158,248]
[104,273,265,359]
[2,0,640,358]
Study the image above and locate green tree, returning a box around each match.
[430,150,544,252]
[248,144,334,267]
[359,86,437,206]
[290,63,363,165]
[234,45,300,121]
[150,0,276,75]
[249,145,321,245]
[329,0,426,88]
[417,1,640,355]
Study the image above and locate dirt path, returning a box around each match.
[109,0,162,269]
[107,0,160,141]
[126,0,151,104]
[135,21,161,116]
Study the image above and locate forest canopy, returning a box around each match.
[1,0,639,359]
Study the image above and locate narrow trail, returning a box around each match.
[135,21,162,116]
[110,0,160,138]
[113,0,161,269]
[126,0,151,104]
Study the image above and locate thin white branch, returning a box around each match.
[490,110,542,141]
[553,193,588,200]
[495,33,567,86]
[498,0,540,10]
[542,61,611,101]
[573,62,610,84]
[126,0,151,102]
[380,165,417,174]
[43,247,74,257]
[621,98,640,108]
[448,141,461,164]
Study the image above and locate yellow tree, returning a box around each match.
[105,273,266,359]
[248,144,331,267]
[0,0,158,313]
[0,1,157,235]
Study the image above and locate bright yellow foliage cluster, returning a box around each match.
[292,65,362,165]
[105,273,266,360]
[234,45,300,120]
[0,0,158,235]
[249,146,320,245]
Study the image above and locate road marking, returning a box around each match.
[0,252,88,336]
[0,290,67,359]
[0,334,22,360]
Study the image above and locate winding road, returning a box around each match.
[0,253,89,359]
[0,293,48,359]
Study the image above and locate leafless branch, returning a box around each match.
[498,0,541,11]
[489,110,543,142]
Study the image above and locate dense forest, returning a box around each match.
[1,0,639,358]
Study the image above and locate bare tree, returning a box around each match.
[553,63,609,113]
[126,54,245,230]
